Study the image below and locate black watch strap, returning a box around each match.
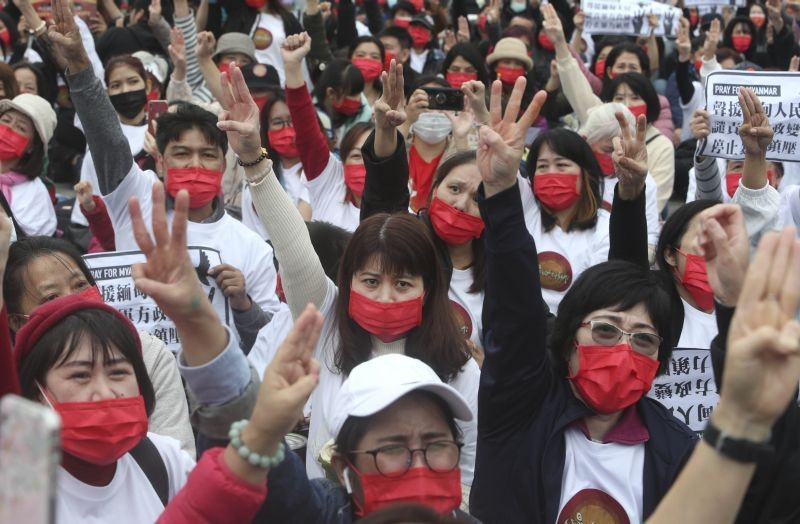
[703,421,774,463]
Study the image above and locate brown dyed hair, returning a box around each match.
[104,55,147,88]
[0,63,19,100]
[333,213,470,382]
[425,150,485,294]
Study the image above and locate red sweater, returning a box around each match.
[285,84,330,182]
[80,195,116,253]
[157,448,267,524]
[0,305,20,398]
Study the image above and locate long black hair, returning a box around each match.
[600,72,660,124]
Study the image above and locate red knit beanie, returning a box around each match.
[14,294,141,371]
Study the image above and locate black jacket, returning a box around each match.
[469,182,697,523]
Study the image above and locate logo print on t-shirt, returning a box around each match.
[538,251,573,292]
[449,300,473,339]
[253,27,273,50]
[558,488,630,524]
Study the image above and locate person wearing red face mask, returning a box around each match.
[349,37,387,107]
[0,94,56,236]
[486,37,532,93]
[406,15,446,75]
[282,32,374,232]
[56,4,281,347]
[470,76,696,523]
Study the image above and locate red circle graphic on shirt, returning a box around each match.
[538,251,573,292]
[558,488,630,524]
[253,28,273,50]
[449,300,473,339]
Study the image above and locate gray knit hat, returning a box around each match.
[213,33,257,63]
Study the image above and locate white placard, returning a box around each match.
[583,0,683,38]
[648,348,719,433]
[84,247,234,353]
[697,71,800,162]
[687,0,745,8]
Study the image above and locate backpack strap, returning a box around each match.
[129,436,169,507]
[645,134,660,145]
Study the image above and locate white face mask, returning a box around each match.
[412,112,452,144]
[510,0,527,13]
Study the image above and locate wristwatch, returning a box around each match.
[703,420,774,463]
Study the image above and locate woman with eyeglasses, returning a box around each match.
[467,78,696,523]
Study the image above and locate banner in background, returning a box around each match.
[583,0,683,38]
[32,0,96,22]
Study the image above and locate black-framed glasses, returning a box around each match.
[349,440,463,478]
[580,320,663,355]
[269,118,293,129]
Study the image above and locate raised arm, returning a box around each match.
[283,33,331,182]
[50,0,132,195]
[675,17,696,106]
[360,60,411,221]
[478,78,551,434]
[217,64,328,320]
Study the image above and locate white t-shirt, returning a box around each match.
[250,14,313,88]
[676,298,717,349]
[448,267,484,351]
[8,177,56,236]
[679,82,704,141]
[558,427,645,524]
[102,165,281,317]
[777,185,800,232]
[519,176,611,314]
[71,123,147,226]
[306,279,480,487]
[242,162,310,241]
[305,155,361,232]
[601,173,660,249]
[409,49,429,74]
[56,433,194,524]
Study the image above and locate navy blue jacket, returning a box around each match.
[469,182,697,523]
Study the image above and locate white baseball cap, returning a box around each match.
[328,354,473,439]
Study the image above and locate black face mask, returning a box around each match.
[109,89,147,120]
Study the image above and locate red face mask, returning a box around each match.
[383,51,397,71]
[675,249,714,312]
[245,0,267,7]
[348,465,462,517]
[694,59,703,73]
[495,65,525,86]
[725,171,742,197]
[0,29,10,51]
[408,25,431,48]
[428,196,484,245]
[568,343,659,414]
[446,71,478,88]
[78,285,104,303]
[348,288,423,342]
[48,393,148,466]
[334,95,363,116]
[627,104,648,121]
[344,163,367,197]
[218,61,232,75]
[394,17,412,29]
[268,127,299,158]
[409,0,425,12]
[146,89,160,103]
[732,34,752,53]
[593,59,606,78]
[166,167,222,209]
[689,12,699,26]
[253,95,269,113]
[750,14,766,27]
[537,32,555,52]
[352,57,383,82]
[0,124,30,161]
[533,173,580,212]
[477,15,488,33]
[593,150,615,177]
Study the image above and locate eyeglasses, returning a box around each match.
[269,118,293,129]
[580,320,663,355]
[349,440,462,478]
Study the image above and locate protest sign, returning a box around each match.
[583,0,682,38]
[697,71,800,162]
[32,0,96,21]
[84,247,234,353]
[648,348,719,433]
[685,0,745,7]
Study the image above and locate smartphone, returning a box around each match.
[0,395,60,524]
[147,100,169,136]
[423,87,465,111]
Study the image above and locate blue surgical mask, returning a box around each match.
[510,0,527,13]
[387,0,398,8]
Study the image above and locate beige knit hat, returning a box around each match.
[0,94,57,145]
[213,33,257,63]
[486,37,533,71]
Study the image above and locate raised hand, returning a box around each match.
[790,55,800,72]
[149,0,162,25]
[573,10,585,32]
[169,27,187,81]
[703,18,721,61]
[280,32,312,66]
[48,0,90,71]
[738,87,773,157]
[690,109,711,140]
[693,204,750,307]
[676,17,691,62]
[447,103,475,145]
[663,12,675,36]
[766,0,784,31]
[196,31,216,61]
[217,65,263,163]
[478,79,547,197]
[208,264,251,311]
[462,80,489,124]
[74,180,96,212]
[456,16,470,43]
[716,227,800,441]
[544,59,560,91]
[612,112,648,200]
[373,60,406,131]
[541,4,567,51]
[405,88,429,127]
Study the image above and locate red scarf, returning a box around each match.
[409,146,444,212]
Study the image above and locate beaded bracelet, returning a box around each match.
[237,147,269,167]
[228,419,286,469]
